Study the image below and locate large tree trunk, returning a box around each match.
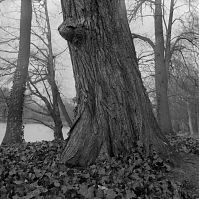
[154,0,173,135]
[2,0,32,145]
[59,0,175,167]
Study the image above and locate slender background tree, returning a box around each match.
[2,0,32,145]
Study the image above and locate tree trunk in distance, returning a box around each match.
[187,101,194,135]
[2,0,32,145]
[187,99,198,136]
[197,104,199,137]
[58,0,177,167]
[44,0,64,140]
[52,110,64,140]
[57,92,73,128]
[154,0,173,135]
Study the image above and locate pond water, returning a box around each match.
[0,123,69,143]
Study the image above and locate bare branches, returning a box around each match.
[128,0,155,22]
[24,117,54,130]
[132,33,155,49]
[171,31,199,55]
[0,38,17,45]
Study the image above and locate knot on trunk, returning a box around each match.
[58,18,86,47]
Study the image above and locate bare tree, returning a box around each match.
[131,0,199,135]
[2,0,32,145]
[26,0,72,139]
[131,0,175,134]
[154,0,173,134]
[171,40,199,136]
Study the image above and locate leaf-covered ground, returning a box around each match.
[0,135,198,199]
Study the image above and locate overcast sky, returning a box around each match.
[0,0,195,100]
[0,0,76,99]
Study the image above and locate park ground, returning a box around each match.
[1,133,199,198]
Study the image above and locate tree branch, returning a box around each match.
[132,33,155,50]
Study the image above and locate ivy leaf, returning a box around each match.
[79,184,88,196]
[105,189,117,199]
[98,185,108,191]
[61,185,68,194]
[126,189,136,199]
[82,173,90,178]
[33,167,42,178]
[96,188,104,198]
[14,180,24,185]
[98,168,106,175]
[87,186,95,199]
[54,180,61,187]
[22,187,48,199]
[79,184,95,199]
[9,169,17,175]
[12,196,20,199]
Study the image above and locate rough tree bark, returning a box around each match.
[154,0,173,134]
[2,0,32,145]
[58,0,175,167]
